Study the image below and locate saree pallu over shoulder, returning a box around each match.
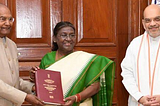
[46,51,115,106]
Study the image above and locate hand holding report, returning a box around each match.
[35,69,64,105]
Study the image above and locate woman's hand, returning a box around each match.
[29,66,40,82]
[62,95,76,106]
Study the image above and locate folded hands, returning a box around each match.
[139,95,160,106]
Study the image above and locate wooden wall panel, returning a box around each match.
[63,0,116,47]
[128,0,150,43]
[7,0,51,44]
[19,62,40,80]
[17,47,51,61]
[62,0,75,25]
[116,0,129,105]
[63,0,118,105]
[0,0,7,5]
[78,0,116,46]
[50,0,62,31]
[75,46,116,59]
[16,0,42,38]
[112,79,117,106]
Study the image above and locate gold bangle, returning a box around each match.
[75,95,78,102]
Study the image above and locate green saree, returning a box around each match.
[39,51,115,106]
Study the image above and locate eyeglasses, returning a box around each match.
[143,16,160,24]
[0,16,14,23]
[59,34,76,39]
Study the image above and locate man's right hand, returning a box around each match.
[138,95,152,105]
[138,95,160,106]
[25,94,45,106]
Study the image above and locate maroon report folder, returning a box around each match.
[35,69,64,105]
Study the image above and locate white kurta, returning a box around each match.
[121,32,160,106]
[0,37,34,106]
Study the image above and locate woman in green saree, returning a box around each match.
[30,21,115,106]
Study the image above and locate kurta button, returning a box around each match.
[18,52,21,56]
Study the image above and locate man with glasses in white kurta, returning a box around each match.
[121,4,160,106]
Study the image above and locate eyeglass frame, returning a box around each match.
[58,33,76,40]
[143,16,160,24]
[0,16,14,23]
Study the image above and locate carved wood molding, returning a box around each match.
[76,0,116,47]
[128,0,150,43]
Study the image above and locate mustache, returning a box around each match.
[148,26,159,29]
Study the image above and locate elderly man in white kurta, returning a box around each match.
[0,3,44,106]
[121,4,160,106]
